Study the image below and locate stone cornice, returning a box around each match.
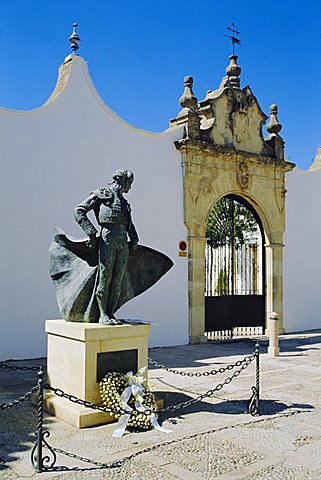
[174,138,295,171]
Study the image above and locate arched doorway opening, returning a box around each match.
[205,194,265,339]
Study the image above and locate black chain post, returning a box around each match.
[248,342,260,416]
[31,367,44,472]
[255,341,260,412]
[31,367,56,472]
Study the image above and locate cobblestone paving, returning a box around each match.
[156,433,264,478]
[0,467,19,480]
[226,415,321,451]
[1,333,321,479]
[44,458,181,480]
[240,462,321,480]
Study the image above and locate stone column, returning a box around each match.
[265,242,285,334]
[188,236,207,344]
[268,312,280,357]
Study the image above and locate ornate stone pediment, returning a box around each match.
[198,56,271,156]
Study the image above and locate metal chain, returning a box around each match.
[156,376,204,395]
[148,352,255,377]
[0,364,47,372]
[0,385,39,410]
[44,354,255,416]
[44,385,139,416]
[0,353,255,415]
[50,446,122,469]
[160,355,255,413]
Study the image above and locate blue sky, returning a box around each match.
[1,0,320,169]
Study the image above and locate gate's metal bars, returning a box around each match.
[231,199,235,296]
[206,212,263,297]
[205,195,265,337]
[224,243,227,296]
[245,244,248,294]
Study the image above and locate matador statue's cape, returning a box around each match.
[49,227,174,322]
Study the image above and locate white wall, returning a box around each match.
[284,166,321,332]
[0,56,188,360]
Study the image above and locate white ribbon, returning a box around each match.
[135,402,172,434]
[112,368,172,437]
[112,412,131,438]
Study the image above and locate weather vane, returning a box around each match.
[225,22,241,55]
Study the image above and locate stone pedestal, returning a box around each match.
[45,319,150,428]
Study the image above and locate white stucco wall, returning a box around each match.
[284,166,321,332]
[0,56,188,361]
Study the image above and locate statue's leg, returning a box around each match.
[96,229,115,325]
[107,241,129,321]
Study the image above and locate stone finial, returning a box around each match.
[179,76,198,113]
[169,76,200,139]
[69,23,81,55]
[266,104,282,135]
[265,104,284,160]
[226,55,241,89]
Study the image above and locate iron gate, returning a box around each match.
[205,195,265,338]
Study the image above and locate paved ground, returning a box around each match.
[1,332,321,479]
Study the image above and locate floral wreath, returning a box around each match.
[100,367,171,437]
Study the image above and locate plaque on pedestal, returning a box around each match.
[44,320,150,428]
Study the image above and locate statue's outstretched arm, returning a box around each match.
[74,192,99,237]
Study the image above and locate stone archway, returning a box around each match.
[170,56,294,343]
[177,144,288,343]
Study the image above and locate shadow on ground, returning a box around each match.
[148,333,321,370]
[0,405,55,471]
[279,334,321,354]
[0,387,315,475]
[0,362,53,472]
[155,391,314,421]
[10,396,314,475]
